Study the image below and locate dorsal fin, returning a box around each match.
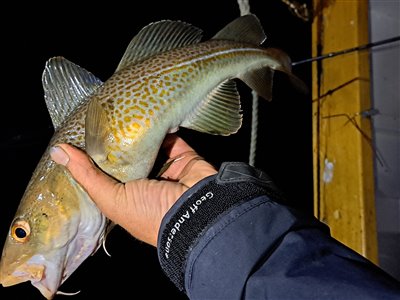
[181,80,242,135]
[42,57,103,130]
[212,14,266,45]
[116,20,203,72]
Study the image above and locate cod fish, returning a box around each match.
[0,14,305,299]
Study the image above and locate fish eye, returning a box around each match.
[11,220,31,242]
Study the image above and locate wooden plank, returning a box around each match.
[312,0,378,263]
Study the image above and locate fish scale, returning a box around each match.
[85,40,277,181]
[0,14,306,299]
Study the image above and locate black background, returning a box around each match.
[0,1,311,299]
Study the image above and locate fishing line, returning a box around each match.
[291,36,399,168]
[292,36,400,66]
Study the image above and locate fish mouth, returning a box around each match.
[0,264,43,287]
[0,255,62,300]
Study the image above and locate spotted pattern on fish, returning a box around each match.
[0,15,306,299]
[29,40,274,188]
[92,40,262,155]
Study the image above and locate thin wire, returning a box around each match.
[237,0,258,167]
[292,36,400,66]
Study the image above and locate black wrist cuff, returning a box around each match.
[157,161,285,291]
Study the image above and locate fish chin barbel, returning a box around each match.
[0,14,306,299]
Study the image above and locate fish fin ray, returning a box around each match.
[287,73,309,95]
[239,48,308,100]
[85,99,111,162]
[240,67,275,101]
[116,20,203,71]
[263,48,308,94]
[181,80,242,135]
[212,14,266,45]
[42,57,103,130]
[275,68,309,96]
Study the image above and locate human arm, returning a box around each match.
[50,135,400,299]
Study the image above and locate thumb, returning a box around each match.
[49,144,123,214]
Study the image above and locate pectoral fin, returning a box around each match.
[85,100,111,163]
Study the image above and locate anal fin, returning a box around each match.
[181,80,243,136]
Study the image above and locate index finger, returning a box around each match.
[159,134,217,185]
[161,134,196,158]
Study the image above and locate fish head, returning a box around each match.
[0,160,106,299]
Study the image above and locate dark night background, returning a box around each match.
[0,1,311,299]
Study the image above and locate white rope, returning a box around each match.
[237,0,259,166]
[237,0,251,15]
[249,90,258,166]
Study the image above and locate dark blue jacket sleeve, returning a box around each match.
[157,162,400,300]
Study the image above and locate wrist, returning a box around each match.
[157,161,284,291]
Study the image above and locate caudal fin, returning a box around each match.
[240,48,308,101]
[213,15,308,100]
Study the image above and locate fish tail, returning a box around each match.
[212,14,308,101]
[239,48,308,101]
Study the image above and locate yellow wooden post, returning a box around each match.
[312,0,378,263]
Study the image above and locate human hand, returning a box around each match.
[50,134,217,246]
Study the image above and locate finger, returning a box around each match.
[159,151,202,181]
[177,159,217,188]
[159,135,217,186]
[122,178,188,246]
[161,133,196,158]
[49,144,125,220]
[159,134,198,179]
